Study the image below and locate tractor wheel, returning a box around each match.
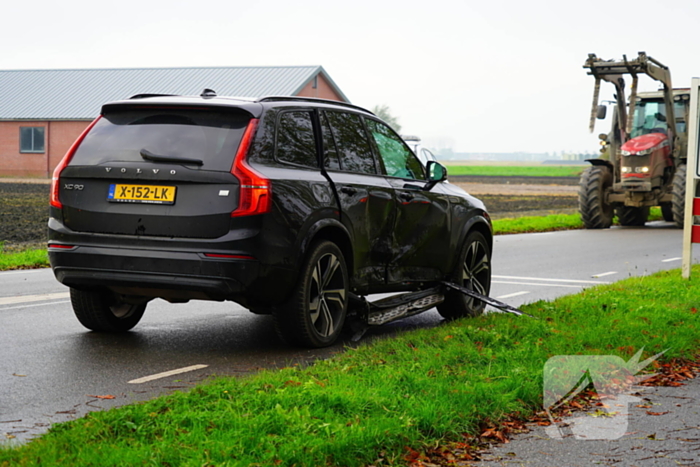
[579,165,614,229]
[661,203,674,222]
[672,164,686,228]
[616,206,649,226]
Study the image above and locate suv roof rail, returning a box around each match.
[257,96,373,114]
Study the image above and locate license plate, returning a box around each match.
[107,184,176,204]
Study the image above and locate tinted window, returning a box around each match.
[366,119,424,179]
[320,112,341,170]
[324,111,376,174]
[276,111,318,168]
[72,108,250,171]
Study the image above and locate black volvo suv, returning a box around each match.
[48,91,492,348]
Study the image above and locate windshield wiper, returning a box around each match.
[140,148,203,166]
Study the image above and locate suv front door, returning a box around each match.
[364,118,452,283]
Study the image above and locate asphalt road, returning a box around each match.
[1,220,698,447]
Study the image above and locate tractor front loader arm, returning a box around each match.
[584,52,674,142]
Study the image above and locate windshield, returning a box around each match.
[630,99,686,139]
[72,107,250,171]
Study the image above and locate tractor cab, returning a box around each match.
[619,92,689,191]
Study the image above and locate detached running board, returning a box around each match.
[349,282,533,341]
[366,286,444,325]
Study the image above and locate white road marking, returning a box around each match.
[592,271,618,278]
[0,292,70,306]
[128,364,209,384]
[0,269,47,276]
[492,275,609,285]
[662,257,682,263]
[496,291,530,299]
[0,300,70,311]
[493,280,582,289]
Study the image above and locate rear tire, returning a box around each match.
[672,164,686,228]
[273,241,348,348]
[437,231,491,320]
[616,206,649,226]
[70,288,146,332]
[579,165,614,229]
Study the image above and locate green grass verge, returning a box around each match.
[493,207,663,235]
[2,266,700,466]
[0,245,48,271]
[447,165,583,177]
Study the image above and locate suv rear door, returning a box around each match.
[320,110,396,289]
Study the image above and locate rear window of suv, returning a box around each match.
[71,107,251,171]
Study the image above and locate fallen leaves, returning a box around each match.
[481,427,509,443]
[639,358,699,387]
[645,411,669,416]
[86,395,116,400]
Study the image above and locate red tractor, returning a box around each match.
[579,52,689,228]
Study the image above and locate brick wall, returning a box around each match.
[296,74,347,102]
[0,120,92,177]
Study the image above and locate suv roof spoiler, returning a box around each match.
[129,93,177,100]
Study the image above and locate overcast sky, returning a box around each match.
[3,0,700,154]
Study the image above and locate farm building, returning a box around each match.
[0,66,349,177]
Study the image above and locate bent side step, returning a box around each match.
[366,286,445,325]
[440,281,535,318]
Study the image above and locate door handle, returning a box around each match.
[340,186,358,195]
[398,192,414,201]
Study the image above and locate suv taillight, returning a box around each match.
[50,117,101,209]
[231,118,271,217]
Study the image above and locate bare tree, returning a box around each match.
[371,104,402,133]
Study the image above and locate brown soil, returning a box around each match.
[446,176,579,220]
[453,181,578,196]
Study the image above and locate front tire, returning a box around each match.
[437,231,491,320]
[70,288,146,332]
[672,164,686,228]
[579,165,614,229]
[616,205,649,226]
[274,241,348,348]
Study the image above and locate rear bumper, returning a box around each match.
[49,245,259,302]
[48,212,298,305]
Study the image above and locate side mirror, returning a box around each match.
[596,104,607,120]
[424,161,447,190]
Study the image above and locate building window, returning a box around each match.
[20,127,45,153]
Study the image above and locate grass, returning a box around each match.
[446,165,583,177]
[2,266,700,466]
[0,243,48,270]
[493,207,663,235]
